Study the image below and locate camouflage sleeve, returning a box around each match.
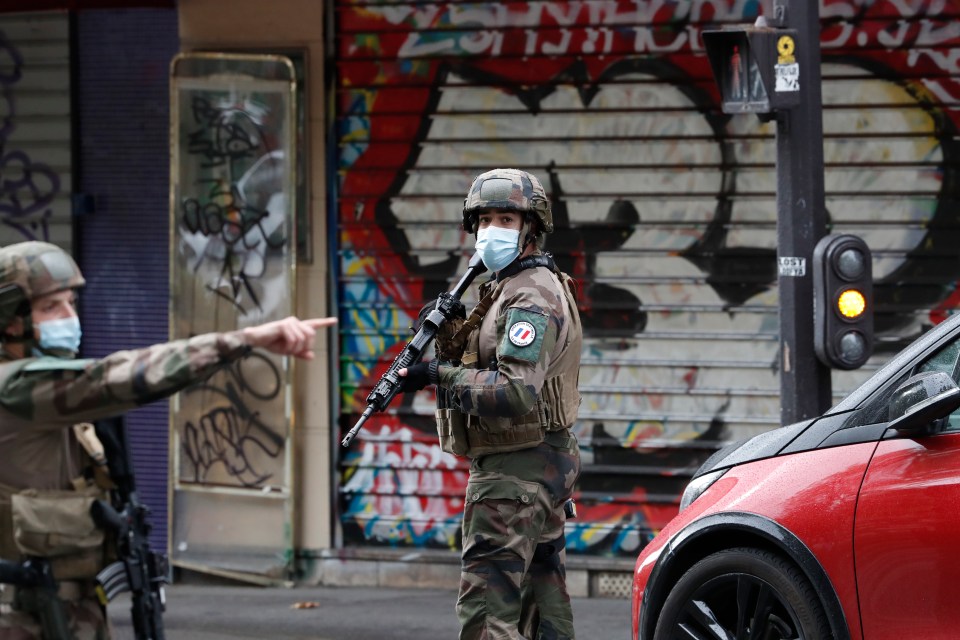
[437,278,563,418]
[0,331,252,426]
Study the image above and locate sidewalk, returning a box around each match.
[108,581,634,640]
[298,547,637,599]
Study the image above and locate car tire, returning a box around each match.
[653,547,832,640]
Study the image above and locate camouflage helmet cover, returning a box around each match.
[462,168,553,234]
[0,241,85,328]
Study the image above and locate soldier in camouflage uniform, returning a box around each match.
[0,241,335,639]
[400,169,583,640]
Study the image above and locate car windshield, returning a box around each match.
[832,312,960,416]
[837,314,960,430]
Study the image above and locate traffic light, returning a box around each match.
[813,234,873,370]
[702,24,801,114]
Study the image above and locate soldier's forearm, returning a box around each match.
[442,367,540,417]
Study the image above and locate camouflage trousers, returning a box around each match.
[457,430,581,640]
[0,589,110,640]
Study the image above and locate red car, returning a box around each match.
[632,312,960,640]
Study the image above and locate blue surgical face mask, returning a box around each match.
[33,316,82,356]
[475,226,521,272]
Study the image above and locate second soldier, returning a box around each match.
[400,168,583,640]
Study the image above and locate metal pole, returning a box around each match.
[775,0,831,424]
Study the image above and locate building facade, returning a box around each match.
[2,0,959,593]
[329,0,960,569]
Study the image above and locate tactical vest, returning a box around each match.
[455,262,582,457]
[0,359,110,581]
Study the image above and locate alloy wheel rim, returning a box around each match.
[672,573,803,640]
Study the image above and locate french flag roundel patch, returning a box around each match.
[508,321,536,347]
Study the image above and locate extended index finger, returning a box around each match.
[304,317,338,329]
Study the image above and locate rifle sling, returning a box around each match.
[495,253,556,282]
[449,280,505,356]
[451,253,556,350]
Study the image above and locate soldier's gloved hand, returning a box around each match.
[398,360,439,392]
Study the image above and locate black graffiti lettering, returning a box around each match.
[181,184,284,255]
[207,283,249,315]
[185,96,262,169]
[227,350,283,400]
[180,353,285,486]
[187,353,284,445]
[179,92,288,313]
[205,255,262,314]
[181,407,274,487]
[181,197,248,243]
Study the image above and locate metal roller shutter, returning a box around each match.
[0,11,72,248]
[332,1,960,558]
[75,7,179,552]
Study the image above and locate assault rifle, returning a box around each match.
[0,557,72,639]
[90,416,168,640]
[341,252,487,447]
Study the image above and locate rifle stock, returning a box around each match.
[341,253,487,447]
[0,557,73,639]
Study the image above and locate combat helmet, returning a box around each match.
[0,241,85,331]
[462,168,553,235]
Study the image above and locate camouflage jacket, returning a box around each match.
[0,331,251,492]
[437,255,582,455]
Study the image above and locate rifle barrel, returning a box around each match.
[342,406,373,447]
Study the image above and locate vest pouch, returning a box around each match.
[436,408,470,457]
[11,488,104,559]
[542,373,581,429]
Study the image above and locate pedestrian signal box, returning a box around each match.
[813,234,874,370]
[702,26,801,114]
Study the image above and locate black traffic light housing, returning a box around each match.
[702,25,801,114]
[813,234,874,370]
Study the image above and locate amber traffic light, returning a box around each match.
[813,234,873,370]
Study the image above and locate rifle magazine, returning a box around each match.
[95,561,129,602]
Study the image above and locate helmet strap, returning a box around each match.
[521,215,539,251]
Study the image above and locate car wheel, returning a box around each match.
[653,547,831,640]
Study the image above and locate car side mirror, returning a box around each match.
[888,371,960,435]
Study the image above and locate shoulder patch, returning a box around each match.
[508,321,536,347]
[23,357,94,373]
[499,308,548,363]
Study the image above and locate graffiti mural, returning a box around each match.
[0,16,71,247]
[334,0,960,557]
[169,54,298,574]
